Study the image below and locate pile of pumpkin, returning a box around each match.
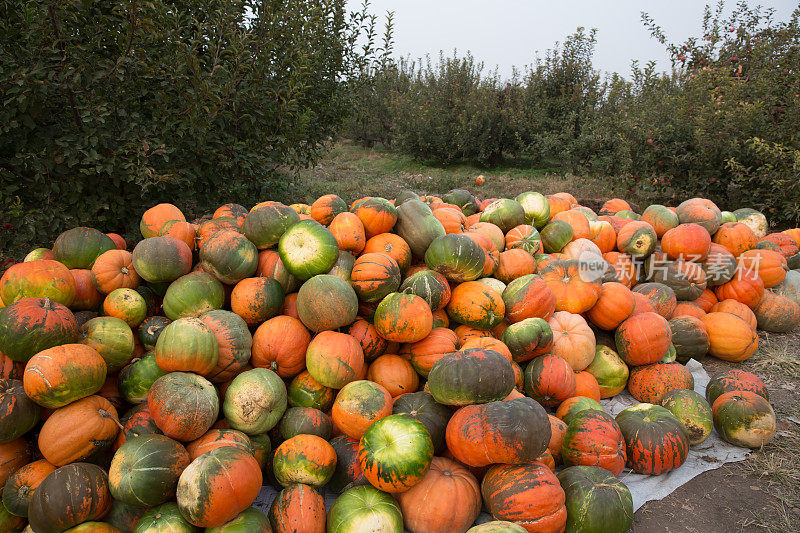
[0,188,797,533]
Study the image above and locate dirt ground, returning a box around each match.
[632,331,800,533]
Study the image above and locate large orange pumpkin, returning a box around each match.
[710,299,757,329]
[366,354,419,397]
[401,327,459,377]
[328,212,366,254]
[701,312,758,362]
[90,250,140,294]
[738,249,788,288]
[603,252,637,288]
[615,312,672,366]
[494,249,537,284]
[628,363,695,404]
[586,282,635,330]
[305,331,365,389]
[310,194,347,225]
[713,269,764,308]
[251,315,311,378]
[661,223,711,262]
[539,260,601,314]
[363,234,412,271]
[523,354,577,407]
[713,222,758,257]
[38,395,119,466]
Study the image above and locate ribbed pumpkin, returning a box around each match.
[91,250,141,294]
[398,269,452,311]
[1,459,55,517]
[641,204,679,237]
[0,260,76,307]
[506,224,542,255]
[713,222,758,256]
[754,289,800,331]
[278,220,341,280]
[0,438,29,496]
[375,292,434,342]
[428,348,515,406]
[701,312,758,362]
[540,219,574,253]
[0,297,79,363]
[500,318,554,363]
[273,434,336,487]
[548,311,596,371]
[739,249,788,288]
[250,315,310,378]
[502,274,556,323]
[255,249,300,294]
[28,463,112,533]
[615,312,672,366]
[310,194,347,225]
[141,203,185,237]
[154,317,219,375]
[327,435,367,493]
[539,259,601,314]
[268,483,326,533]
[481,462,567,533]
[561,409,626,476]
[148,372,219,441]
[186,429,253,461]
[52,227,117,269]
[332,380,392,440]
[424,234,485,282]
[445,281,504,331]
[346,319,387,361]
[714,269,764,308]
[661,223,711,262]
[305,331,364,389]
[351,253,402,302]
[558,465,634,533]
[38,395,119,466]
[117,352,167,404]
[395,456,481,533]
[628,363,695,404]
[710,298,757,329]
[229,277,284,326]
[494,249,537,284]
[177,446,262,527]
[196,310,251,384]
[706,369,769,405]
[523,354,576,407]
[23,343,106,408]
[586,282,635,330]
[632,282,677,319]
[712,391,776,449]
[615,403,689,475]
[109,434,190,507]
[162,271,226,320]
[328,485,403,533]
[446,398,550,467]
[363,233,412,271]
[296,274,358,332]
[68,268,102,310]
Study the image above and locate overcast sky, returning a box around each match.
[348,0,799,78]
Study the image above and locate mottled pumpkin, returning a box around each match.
[561,409,626,476]
[615,403,689,475]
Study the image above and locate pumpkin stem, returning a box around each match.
[121,266,129,275]
[42,296,53,310]
[100,409,125,431]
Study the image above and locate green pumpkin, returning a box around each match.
[615,209,640,220]
[296,274,358,332]
[207,507,271,532]
[442,189,479,216]
[557,465,634,533]
[540,219,574,253]
[516,191,551,229]
[642,205,679,233]
[278,406,333,440]
[668,316,709,364]
[720,210,737,224]
[424,234,485,282]
[278,220,340,280]
[712,391,776,449]
[394,199,446,258]
[154,317,219,374]
[162,271,225,320]
[241,204,300,250]
[199,231,259,285]
[647,260,707,301]
[103,499,149,533]
[392,391,452,454]
[427,348,514,406]
[395,189,421,205]
[132,236,193,284]
[133,502,200,533]
[584,345,629,398]
[118,352,167,404]
[52,227,116,269]
[399,269,451,311]
[80,316,135,373]
[501,317,554,363]
[287,371,335,411]
[733,208,768,238]
[109,434,190,507]
[138,315,171,350]
[661,389,713,445]
[480,199,526,233]
[28,463,112,533]
[223,368,287,435]
[0,379,40,443]
[328,486,403,533]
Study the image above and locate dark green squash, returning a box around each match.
[668,316,709,364]
[162,271,225,320]
[427,348,515,406]
[137,316,171,351]
[53,227,117,269]
[118,352,167,404]
[392,391,452,454]
[615,403,689,475]
[278,407,333,440]
[0,379,40,443]
[399,269,452,311]
[28,463,112,533]
[241,204,300,250]
[394,199,446,258]
[425,234,485,282]
[557,465,633,533]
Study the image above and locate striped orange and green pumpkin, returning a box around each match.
[296,274,358,332]
[273,434,337,487]
[109,434,190,507]
[328,485,404,533]
[1,459,55,517]
[331,380,392,440]
[0,379,41,443]
[103,288,147,328]
[229,277,285,326]
[256,249,301,294]
[186,429,253,461]
[327,250,356,281]
[557,465,634,533]
[79,316,135,373]
[641,204,679,237]
[446,398,550,467]
[347,319,387,360]
[329,435,368,493]
[395,199,447,259]
[523,354,576,407]
[268,483,326,533]
[310,194,348,225]
[133,502,197,532]
[350,253,402,302]
[114,403,163,449]
[660,389,713,445]
[676,198,723,235]
[304,331,364,389]
[0,297,79,362]
[706,369,768,405]
[278,220,340,280]
[223,368,287,435]
[176,446,263,527]
[23,343,106,408]
[424,234,485,282]
[446,281,504,330]
[213,203,247,224]
[132,236,193,284]
[209,507,271,533]
[561,409,626,476]
[52,227,117,269]
[555,396,603,426]
[241,203,300,250]
[374,292,434,343]
[148,372,219,442]
[481,462,567,532]
[0,260,77,307]
[615,312,672,367]
[540,219,574,253]
[505,224,541,255]
[616,221,658,258]
[752,291,800,333]
[480,199,526,233]
[36,395,119,466]
[615,403,689,475]
[287,370,335,411]
[392,391,452,455]
[427,348,515,406]
[162,271,226,320]
[247,434,271,470]
[502,274,556,323]
[28,463,112,533]
[199,230,259,285]
[155,317,219,375]
[118,352,167,404]
[279,406,333,440]
[200,310,253,383]
[628,362,694,404]
[501,318,555,364]
[352,197,399,238]
[712,391,776,449]
[398,269,451,311]
[584,345,629,399]
[632,282,676,319]
[358,415,433,493]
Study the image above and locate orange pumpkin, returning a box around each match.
[573,371,601,401]
[305,331,365,389]
[140,203,185,238]
[506,224,542,254]
[693,288,719,312]
[710,299,757,330]
[460,337,512,361]
[548,312,596,372]
[539,260,601,314]
[350,253,402,303]
[548,415,568,463]
[615,312,672,366]
[90,250,140,294]
[553,210,590,240]
[353,199,398,239]
[467,222,506,252]
[713,222,758,256]
[402,327,459,377]
[599,199,631,215]
[453,324,492,346]
[366,354,419,397]
[714,269,764,308]
[230,277,285,326]
[433,207,468,234]
[363,234,412,271]
[589,221,617,253]
[348,319,387,360]
[375,293,433,343]
[603,252,637,288]
[106,233,127,250]
[187,429,253,461]
[547,196,572,218]
[758,232,799,259]
[494,249,536,284]
[701,312,758,362]
[523,354,577,407]
[738,249,788,288]
[251,315,311,378]
[331,380,392,439]
[586,282,635,330]
[69,269,104,310]
[661,223,711,262]
[38,395,119,466]
[670,302,706,320]
[310,194,346,225]
[446,282,505,331]
[628,363,694,404]
[503,274,556,323]
[160,220,197,251]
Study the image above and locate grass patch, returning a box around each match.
[751,333,800,382]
